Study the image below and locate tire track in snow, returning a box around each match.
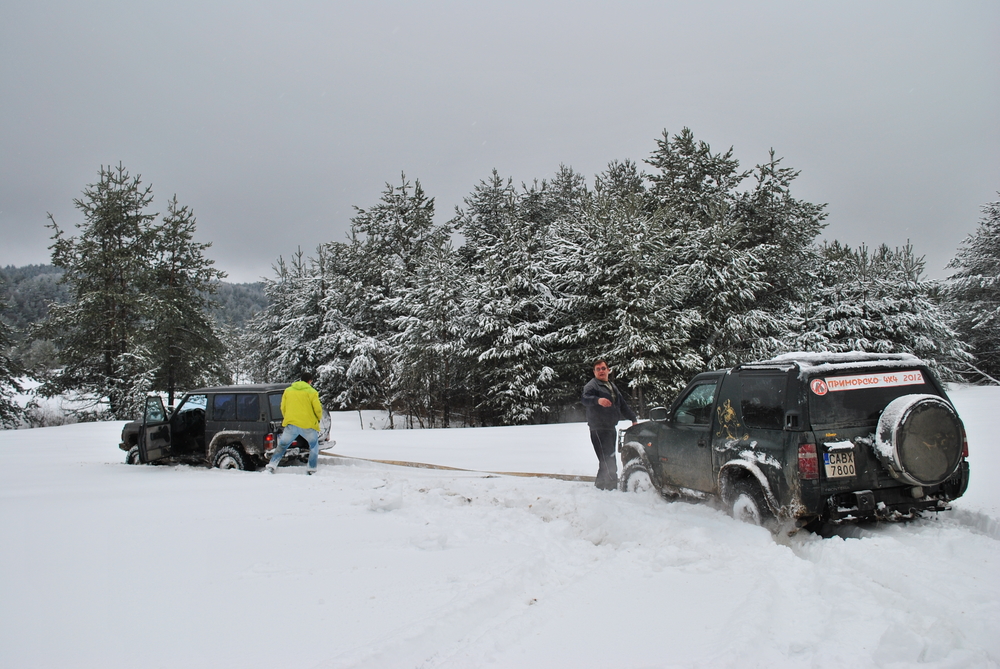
[316,475,622,668]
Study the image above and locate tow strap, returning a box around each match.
[319,450,596,483]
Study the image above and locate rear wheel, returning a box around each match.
[620,459,654,493]
[727,478,773,527]
[214,445,247,470]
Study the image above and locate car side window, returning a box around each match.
[175,394,207,429]
[144,396,167,424]
[740,374,786,430]
[674,382,716,425]
[176,394,207,414]
[213,394,236,421]
[268,393,283,421]
[237,394,260,421]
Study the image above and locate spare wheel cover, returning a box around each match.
[876,394,962,486]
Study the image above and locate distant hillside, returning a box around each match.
[0,264,268,335]
[0,265,71,338]
[208,281,268,329]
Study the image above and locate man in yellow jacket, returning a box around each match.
[265,371,325,475]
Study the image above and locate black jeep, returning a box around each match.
[618,353,970,530]
[119,384,314,470]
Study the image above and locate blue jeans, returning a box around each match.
[268,425,320,470]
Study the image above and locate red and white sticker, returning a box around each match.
[812,370,925,394]
[810,379,829,396]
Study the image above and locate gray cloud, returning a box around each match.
[2,0,998,282]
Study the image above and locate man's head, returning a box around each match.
[593,359,609,382]
[300,370,315,384]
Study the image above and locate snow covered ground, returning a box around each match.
[1,386,998,668]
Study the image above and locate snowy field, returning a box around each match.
[1,386,998,669]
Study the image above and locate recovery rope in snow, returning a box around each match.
[319,450,596,483]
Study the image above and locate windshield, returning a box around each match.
[807,369,938,426]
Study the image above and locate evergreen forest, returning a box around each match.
[1,128,997,428]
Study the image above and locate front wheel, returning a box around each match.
[214,445,247,470]
[125,445,140,465]
[620,458,655,493]
[727,478,774,528]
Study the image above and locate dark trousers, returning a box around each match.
[590,427,618,489]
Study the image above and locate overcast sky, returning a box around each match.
[2,1,998,283]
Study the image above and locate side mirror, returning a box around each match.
[649,406,669,422]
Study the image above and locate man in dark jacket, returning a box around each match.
[581,359,638,490]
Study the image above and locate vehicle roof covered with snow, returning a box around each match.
[184,383,290,394]
[739,352,925,379]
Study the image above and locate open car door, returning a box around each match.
[139,396,172,463]
[659,378,720,493]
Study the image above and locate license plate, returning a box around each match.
[823,450,856,478]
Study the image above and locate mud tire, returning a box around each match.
[726,478,774,528]
[214,445,247,470]
[620,458,655,493]
[126,445,141,465]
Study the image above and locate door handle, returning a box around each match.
[697,438,706,447]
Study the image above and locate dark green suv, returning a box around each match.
[119,384,304,470]
[618,353,970,531]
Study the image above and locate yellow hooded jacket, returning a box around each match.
[280,380,323,432]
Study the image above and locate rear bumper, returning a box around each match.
[824,460,969,522]
[264,446,308,462]
[826,489,945,522]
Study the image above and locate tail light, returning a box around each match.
[264,433,275,448]
[798,439,819,480]
[961,424,968,458]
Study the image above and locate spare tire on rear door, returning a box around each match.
[875,394,963,486]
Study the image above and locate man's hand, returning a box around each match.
[598,397,612,407]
